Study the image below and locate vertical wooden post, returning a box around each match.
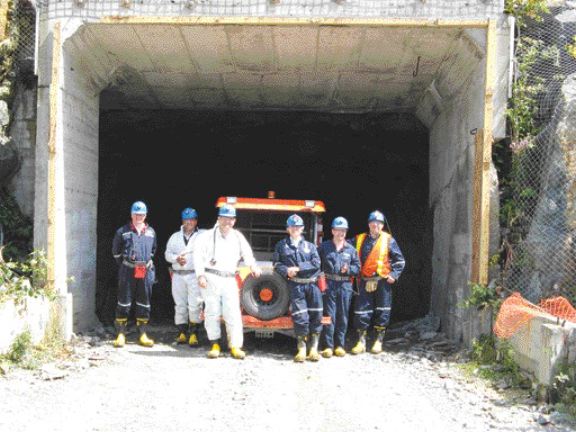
[471,19,497,285]
[46,22,61,294]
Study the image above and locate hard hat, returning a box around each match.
[368,210,385,224]
[181,208,198,220]
[218,204,237,218]
[286,214,304,227]
[331,216,349,230]
[131,201,147,215]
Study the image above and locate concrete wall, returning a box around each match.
[419,19,512,342]
[34,19,100,331]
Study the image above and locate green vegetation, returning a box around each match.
[504,0,549,28]
[0,249,53,304]
[551,363,576,418]
[460,334,529,388]
[0,187,32,260]
[567,36,576,60]
[460,282,501,310]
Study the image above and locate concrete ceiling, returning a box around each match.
[66,24,484,112]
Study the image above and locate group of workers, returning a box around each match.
[111,201,405,362]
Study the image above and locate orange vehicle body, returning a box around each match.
[215,194,330,337]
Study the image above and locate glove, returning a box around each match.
[365,280,378,293]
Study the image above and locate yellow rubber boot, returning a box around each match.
[188,333,199,346]
[207,342,221,359]
[138,333,154,347]
[113,333,126,348]
[351,330,367,355]
[113,318,127,348]
[321,348,333,358]
[307,333,320,362]
[230,347,246,360]
[188,323,199,346]
[371,326,386,354]
[334,346,346,357]
[176,333,187,344]
[294,336,307,363]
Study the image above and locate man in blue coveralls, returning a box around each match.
[351,210,405,355]
[274,214,323,362]
[319,217,360,358]
[111,201,157,348]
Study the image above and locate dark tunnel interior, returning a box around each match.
[96,110,432,325]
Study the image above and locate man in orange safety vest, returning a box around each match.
[350,210,405,355]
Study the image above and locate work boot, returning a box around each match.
[307,333,320,362]
[188,323,199,347]
[137,319,154,347]
[207,341,221,359]
[176,324,187,344]
[334,346,347,357]
[294,336,307,363]
[230,347,246,360]
[371,326,386,354]
[321,348,333,358]
[113,318,127,348]
[351,330,367,355]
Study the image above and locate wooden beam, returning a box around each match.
[98,16,489,28]
[46,21,61,295]
[471,19,497,285]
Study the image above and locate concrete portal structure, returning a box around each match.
[29,0,512,341]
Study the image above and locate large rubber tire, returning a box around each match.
[241,272,290,321]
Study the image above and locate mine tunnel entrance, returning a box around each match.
[95,110,432,325]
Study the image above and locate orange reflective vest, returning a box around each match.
[356,232,391,278]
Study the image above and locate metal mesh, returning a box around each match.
[11,0,36,75]
[34,0,503,21]
[501,5,576,304]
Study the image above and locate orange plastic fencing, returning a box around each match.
[493,292,576,339]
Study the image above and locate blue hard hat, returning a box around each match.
[286,214,304,227]
[332,216,349,230]
[181,207,198,220]
[368,210,385,224]
[131,201,147,215]
[218,204,237,218]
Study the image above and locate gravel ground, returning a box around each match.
[1,325,575,432]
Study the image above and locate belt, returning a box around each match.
[123,260,153,269]
[205,268,236,278]
[361,276,382,282]
[325,274,351,282]
[172,269,196,275]
[289,277,317,284]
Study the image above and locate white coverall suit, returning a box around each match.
[165,227,203,326]
[193,226,256,348]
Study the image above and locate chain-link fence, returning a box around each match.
[501,4,576,304]
[11,0,36,76]
[34,0,503,21]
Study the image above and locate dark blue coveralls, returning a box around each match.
[112,223,157,322]
[319,240,360,349]
[353,234,405,330]
[273,237,322,337]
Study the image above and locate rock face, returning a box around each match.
[522,73,576,300]
[0,140,18,186]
